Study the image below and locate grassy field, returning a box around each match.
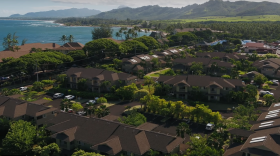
[146,68,171,78]
[155,15,280,23]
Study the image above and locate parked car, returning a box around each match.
[77,111,86,116]
[19,87,27,91]
[1,77,9,80]
[270,80,279,86]
[64,95,75,100]
[53,93,64,98]
[95,97,99,100]
[86,100,96,105]
[206,123,215,130]
[61,108,73,113]
[183,118,191,124]
[260,90,274,96]
[257,100,266,106]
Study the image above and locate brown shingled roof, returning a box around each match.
[92,136,122,155]
[0,43,60,62]
[54,42,84,51]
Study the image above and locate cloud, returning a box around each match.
[31,6,73,12]
[0,10,17,16]
[52,0,280,8]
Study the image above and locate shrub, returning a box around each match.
[265,81,273,85]
[118,110,146,126]
[41,80,55,87]
[32,81,45,91]
[104,93,119,100]
[221,75,231,79]
[43,97,53,101]
[97,97,107,104]
[262,85,270,91]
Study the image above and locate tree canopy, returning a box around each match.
[119,40,148,54]
[83,38,119,58]
[133,36,160,50]
[91,24,112,40]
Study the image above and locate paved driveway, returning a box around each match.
[109,101,141,116]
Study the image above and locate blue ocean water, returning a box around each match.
[0,20,151,51]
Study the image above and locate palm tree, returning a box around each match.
[115,32,120,40]
[84,102,96,117]
[95,105,110,118]
[101,81,111,92]
[176,122,191,138]
[60,99,73,112]
[68,35,74,42]
[60,35,67,44]
[14,46,21,52]
[21,39,27,46]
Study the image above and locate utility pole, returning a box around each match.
[36,60,38,82]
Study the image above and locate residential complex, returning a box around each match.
[157,75,245,101]
[253,58,280,78]
[224,103,280,156]
[66,68,137,92]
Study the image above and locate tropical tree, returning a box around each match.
[118,109,146,126]
[68,35,74,42]
[176,122,191,138]
[33,81,45,91]
[91,24,112,39]
[60,99,73,112]
[32,143,60,156]
[264,94,275,106]
[72,150,104,156]
[254,74,268,85]
[134,89,150,101]
[2,120,37,155]
[190,62,203,75]
[83,38,119,58]
[119,40,148,55]
[67,50,87,61]
[101,81,111,91]
[144,76,155,93]
[133,36,160,50]
[97,97,107,104]
[21,38,28,45]
[78,78,88,91]
[84,102,96,117]
[95,105,110,118]
[72,103,83,113]
[116,83,138,100]
[2,33,19,50]
[14,46,21,52]
[60,35,67,43]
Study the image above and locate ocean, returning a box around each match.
[0,20,151,51]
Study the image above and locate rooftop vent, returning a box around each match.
[163,52,169,55]
[274,103,280,107]
[250,136,267,143]
[259,121,274,128]
[153,55,158,58]
[131,59,137,63]
[265,113,278,119]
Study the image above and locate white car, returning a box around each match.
[86,100,96,105]
[53,93,64,98]
[61,108,73,113]
[77,111,86,116]
[19,87,27,91]
[95,97,99,100]
[206,123,215,130]
[64,95,75,100]
[260,91,274,96]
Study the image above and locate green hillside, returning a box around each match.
[93,0,280,20]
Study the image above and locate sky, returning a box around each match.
[0,0,280,17]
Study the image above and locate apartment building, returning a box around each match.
[253,58,280,78]
[157,75,245,101]
[196,52,247,62]
[66,68,137,92]
[54,42,84,54]
[172,58,235,75]
[0,96,58,126]
[47,112,184,156]
[224,102,280,156]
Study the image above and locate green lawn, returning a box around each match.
[155,15,280,23]
[238,70,246,75]
[146,68,171,78]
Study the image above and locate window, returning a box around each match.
[211,88,215,91]
[43,114,46,118]
[52,111,54,114]
[179,86,185,90]
[211,96,214,99]
[224,87,228,90]
[78,141,84,146]
[37,115,43,120]
[21,115,25,119]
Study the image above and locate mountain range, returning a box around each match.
[9,8,101,18]
[94,0,280,20]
